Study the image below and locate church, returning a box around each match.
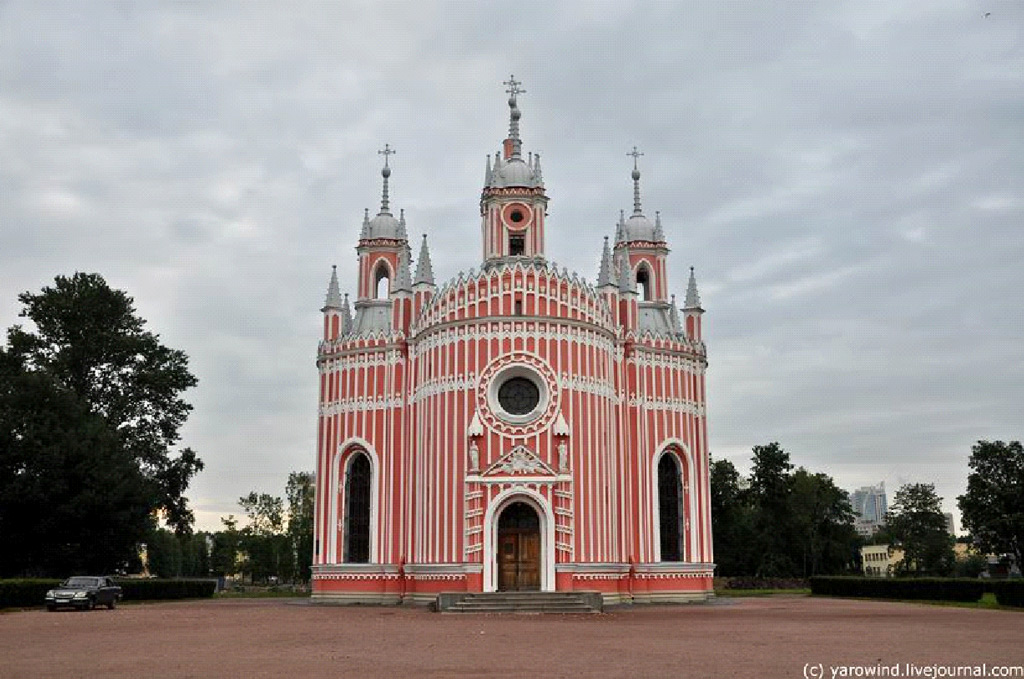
[312,78,713,605]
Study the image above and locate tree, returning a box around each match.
[4,273,203,534]
[210,516,242,577]
[286,472,315,583]
[238,492,291,583]
[146,528,183,578]
[886,483,954,576]
[788,469,858,576]
[0,348,153,576]
[748,442,795,576]
[958,440,1024,568]
[709,458,755,576]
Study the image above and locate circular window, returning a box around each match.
[510,210,525,223]
[497,377,540,415]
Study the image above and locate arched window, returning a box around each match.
[658,453,684,562]
[374,262,390,298]
[344,453,371,563]
[636,264,653,301]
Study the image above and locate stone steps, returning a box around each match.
[436,591,603,614]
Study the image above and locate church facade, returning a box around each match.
[312,79,713,604]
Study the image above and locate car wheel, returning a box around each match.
[46,605,55,612]
[107,599,116,610]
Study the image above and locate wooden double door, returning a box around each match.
[497,502,541,591]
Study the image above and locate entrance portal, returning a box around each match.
[496,501,541,591]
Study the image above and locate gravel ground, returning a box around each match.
[1,596,1021,678]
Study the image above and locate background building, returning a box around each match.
[850,482,888,538]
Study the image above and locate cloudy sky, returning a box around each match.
[2,1,1021,532]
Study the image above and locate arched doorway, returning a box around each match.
[344,453,371,563]
[496,502,541,591]
[658,453,684,562]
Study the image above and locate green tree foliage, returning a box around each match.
[788,469,859,576]
[210,516,242,577]
[286,472,315,583]
[886,483,954,576]
[3,273,203,534]
[711,443,858,577]
[1,274,204,577]
[0,348,154,576]
[958,440,1024,568]
[238,492,292,583]
[146,528,183,578]
[748,442,796,576]
[709,458,755,576]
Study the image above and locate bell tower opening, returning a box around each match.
[509,235,525,257]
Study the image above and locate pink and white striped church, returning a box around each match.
[312,78,713,605]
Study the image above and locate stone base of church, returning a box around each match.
[312,562,714,606]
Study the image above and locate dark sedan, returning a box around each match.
[45,576,122,611]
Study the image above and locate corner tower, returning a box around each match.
[480,76,548,267]
[353,144,410,334]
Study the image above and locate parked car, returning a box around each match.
[45,576,122,611]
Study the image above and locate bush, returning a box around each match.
[0,577,216,608]
[809,576,984,602]
[991,580,1024,608]
[114,578,216,600]
[715,577,809,590]
[0,579,61,608]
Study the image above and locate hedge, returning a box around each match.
[714,577,809,590]
[114,578,217,601]
[0,579,61,608]
[0,578,216,609]
[991,580,1024,608]
[809,576,984,602]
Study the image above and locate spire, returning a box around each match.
[533,152,543,183]
[485,154,492,184]
[414,234,434,285]
[360,208,370,239]
[627,146,644,216]
[669,294,682,334]
[377,143,395,215]
[323,265,343,309]
[503,75,525,159]
[393,248,412,292]
[615,210,625,244]
[597,236,614,287]
[684,266,703,310]
[618,254,636,294]
[341,293,353,334]
[654,210,665,242]
[398,208,408,239]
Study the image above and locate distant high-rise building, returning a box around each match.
[849,482,887,536]
[944,513,955,535]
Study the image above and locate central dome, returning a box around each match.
[489,157,541,188]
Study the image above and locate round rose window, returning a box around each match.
[497,376,540,415]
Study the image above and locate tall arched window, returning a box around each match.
[374,262,390,298]
[658,453,684,561]
[636,264,653,301]
[344,453,371,563]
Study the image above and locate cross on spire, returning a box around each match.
[502,76,525,158]
[627,146,644,215]
[627,146,644,169]
[503,75,525,100]
[377,143,395,214]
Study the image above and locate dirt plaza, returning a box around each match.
[1,596,1021,678]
